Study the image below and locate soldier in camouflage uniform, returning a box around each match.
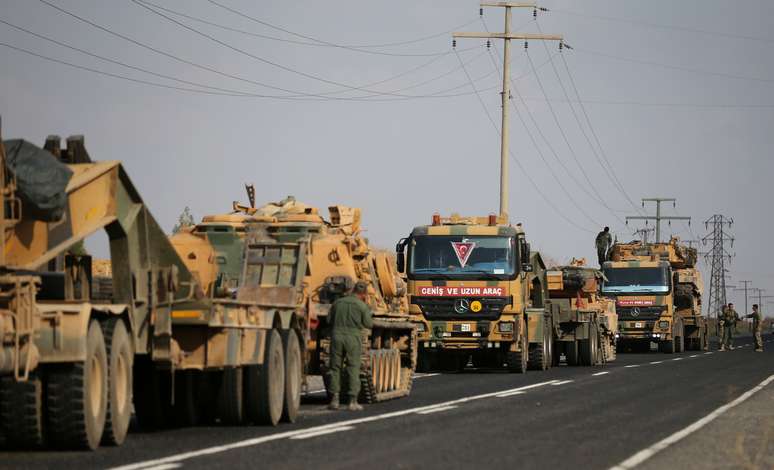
[719,302,740,351]
[595,227,612,267]
[717,304,727,346]
[744,304,763,352]
[328,281,373,411]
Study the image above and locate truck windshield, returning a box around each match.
[601,266,670,294]
[409,235,515,277]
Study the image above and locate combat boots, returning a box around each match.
[719,346,726,352]
[347,397,363,411]
[328,393,340,410]
[755,348,763,352]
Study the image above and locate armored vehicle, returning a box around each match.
[173,193,417,404]
[545,260,617,365]
[397,214,552,372]
[602,238,706,353]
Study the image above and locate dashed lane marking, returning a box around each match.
[625,365,641,368]
[416,405,458,415]
[552,380,574,386]
[110,380,559,470]
[689,355,698,358]
[649,361,663,365]
[290,426,355,440]
[496,390,526,398]
[672,358,683,361]
[610,374,774,470]
[592,371,610,376]
[704,352,713,355]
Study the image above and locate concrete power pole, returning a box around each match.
[453,2,562,219]
[702,215,735,336]
[625,198,691,243]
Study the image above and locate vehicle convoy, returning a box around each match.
[602,238,706,353]
[397,213,558,372]
[0,131,415,451]
[544,259,618,365]
[182,193,417,404]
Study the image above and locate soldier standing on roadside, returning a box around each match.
[720,302,740,351]
[744,304,763,352]
[718,303,727,347]
[595,227,613,267]
[328,281,373,411]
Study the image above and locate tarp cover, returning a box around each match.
[3,139,72,221]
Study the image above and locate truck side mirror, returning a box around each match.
[520,239,532,272]
[396,238,407,274]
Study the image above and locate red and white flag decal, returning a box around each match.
[451,241,476,268]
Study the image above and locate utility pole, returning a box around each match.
[702,215,734,336]
[453,2,562,219]
[625,198,691,243]
[633,227,655,243]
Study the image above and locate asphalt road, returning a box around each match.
[2,335,773,470]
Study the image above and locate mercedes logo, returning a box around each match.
[454,298,470,314]
[631,307,640,317]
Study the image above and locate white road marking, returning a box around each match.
[413,373,441,378]
[609,374,774,470]
[649,361,663,365]
[625,364,640,368]
[138,464,181,470]
[552,380,574,386]
[303,388,327,395]
[704,352,713,355]
[592,371,610,376]
[290,426,355,440]
[689,355,698,358]
[672,358,683,361]
[496,390,526,398]
[416,405,458,415]
[111,379,559,470]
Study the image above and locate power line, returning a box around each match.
[452,48,595,234]
[482,49,602,227]
[550,7,774,45]
[141,0,474,57]
[520,96,774,109]
[573,46,774,85]
[535,19,644,216]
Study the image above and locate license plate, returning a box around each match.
[634,322,644,328]
[460,323,472,332]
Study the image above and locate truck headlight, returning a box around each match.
[658,321,670,329]
[498,322,514,333]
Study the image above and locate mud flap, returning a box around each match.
[526,308,546,345]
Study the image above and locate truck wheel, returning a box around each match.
[506,334,528,373]
[0,374,45,448]
[579,322,599,366]
[245,329,284,426]
[659,338,675,354]
[101,318,133,446]
[565,341,580,366]
[675,333,685,353]
[47,319,108,450]
[281,330,302,423]
[528,321,550,370]
[217,367,244,425]
[173,370,201,427]
[132,358,172,430]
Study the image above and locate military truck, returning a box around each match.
[602,238,706,353]
[0,133,314,450]
[396,214,553,372]
[178,194,418,404]
[545,260,617,365]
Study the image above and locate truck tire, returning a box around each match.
[565,341,580,366]
[506,334,528,373]
[245,329,284,426]
[281,330,302,423]
[0,374,45,448]
[47,319,108,450]
[173,370,201,427]
[659,337,675,354]
[132,359,172,430]
[217,367,244,425]
[101,318,133,446]
[528,319,550,371]
[579,321,599,366]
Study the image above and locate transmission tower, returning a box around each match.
[701,215,734,335]
[625,198,691,243]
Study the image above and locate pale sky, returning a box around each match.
[2,0,773,314]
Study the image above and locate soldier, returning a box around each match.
[744,304,763,352]
[328,280,373,411]
[595,227,613,267]
[720,302,740,351]
[717,304,727,347]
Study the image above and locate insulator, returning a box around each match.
[533,8,537,18]
[524,41,528,50]
[486,40,491,49]
[559,41,563,51]
[452,39,457,48]
[480,7,483,16]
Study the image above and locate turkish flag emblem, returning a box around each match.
[451,241,476,268]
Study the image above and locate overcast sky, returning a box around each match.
[2,0,773,314]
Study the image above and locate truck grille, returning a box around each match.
[412,296,512,321]
[617,307,663,321]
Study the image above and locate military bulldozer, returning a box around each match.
[216,194,418,403]
[545,260,618,366]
